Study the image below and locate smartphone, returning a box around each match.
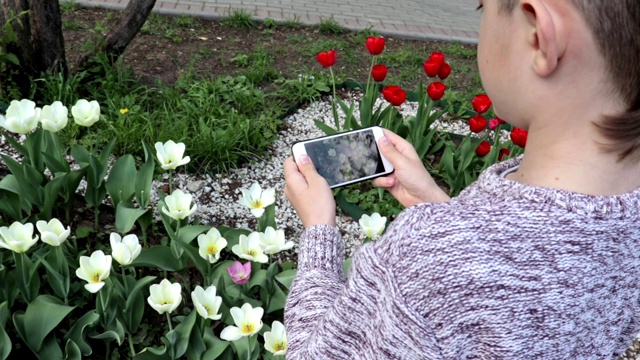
[291,126,394,188]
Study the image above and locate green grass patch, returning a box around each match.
[223,9,255,29]
[318,17,344,35]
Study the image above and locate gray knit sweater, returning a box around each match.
[284,156,640,359]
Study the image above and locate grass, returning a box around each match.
[11,8,483,173]
[223,9,255,29]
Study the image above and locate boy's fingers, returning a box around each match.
[378,136,407,166]
[372,176,395,188]
[295,155,323,183]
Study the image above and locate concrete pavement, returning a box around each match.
[68,0,481,44]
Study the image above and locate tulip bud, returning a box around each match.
[365,36,385,55]
[475,140,491,157]
[371,64,388,82]
[427,82,446,101]
[0,221,39,253]
[316,50,337,68]
[40,101,69,133]
[147,279,182,314]
[227,261,252,285]
[110,233,142,266]
[468,115,487,133]
[36,218,70,247]
[71,99,101,127]
[0,99,40,134]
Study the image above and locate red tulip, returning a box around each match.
[365,36,385,55]
[489,118,499,130]
[496,116,507,125]
[498,148,511,161]
[371,64,388,82]
[438,62,452,80]
[427,82,446,101]
[423,59,440,78]
[472,94,492,114]
[510,127,528,148]
[468,115,487,133]
[382,85,407,106]
[476,141,491,157]
[429,51,446,65]
[316,50,337,68]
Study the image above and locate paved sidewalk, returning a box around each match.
[69,0,480,44]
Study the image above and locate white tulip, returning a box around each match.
[220,303,264,341]
[39,101,68,132]
[36,218,70,246]
[232,232,268,263]
[260,227,294,255]
[147,279,182,314]
[75,250,112,293]
[161,189,197,220]
[0,221,39,253]
[154,140,191,170]
[0,99,40,134]
[197,228,227,263]
[359,212,387,239]
[263,321,288,356]
[238,183,275,217]
[110,233,142,266]
[191,285,222,320]
[71,99,100,127]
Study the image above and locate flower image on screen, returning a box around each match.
[304,130,385,187]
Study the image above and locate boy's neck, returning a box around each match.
[505,124,640,196]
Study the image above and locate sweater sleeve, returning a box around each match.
[284,224,444,359]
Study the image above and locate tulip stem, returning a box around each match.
[128,332,136,357]
[329,67,339,130]
[166,312,174,333]
[169,170,173,194]
[122,266,129,295]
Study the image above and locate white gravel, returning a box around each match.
[0,93,486,258]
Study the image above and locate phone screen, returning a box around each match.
[303,129,386,187]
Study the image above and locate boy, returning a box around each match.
[283,0,640,358]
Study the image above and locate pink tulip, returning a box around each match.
[227,261,252,285]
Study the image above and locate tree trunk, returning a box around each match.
[1,0,67,76]
[73,0,157,74]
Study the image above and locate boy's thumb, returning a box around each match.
[378,136,403,164]
[297,155,319,178]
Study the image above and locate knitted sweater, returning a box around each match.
[284,156,640,359]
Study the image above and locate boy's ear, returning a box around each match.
[520,0,566,77]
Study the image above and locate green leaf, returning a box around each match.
[106,155,136,206]
[0,302,11,360]
[124,276,156,333]
[247,269,268,291]
[172,310,197,358]
[343,258,353,277]
[70,145,90,164]
[131,246,184,271]
[134,346,170,360]
[171,237,209,277]
[0,188,24,220]
[201,333,230,360]
[275,269,297,290]
[63,339,82,360]
[257,204,276,232]
[177,225,210,244]
[115,203,149,233]
[266,284,287,313]
[335,189,366,221]
[313,119,337,135]
[21,295,75,352]
[64,310,100,356]
[135,155,155,208]
[90,317,125,345]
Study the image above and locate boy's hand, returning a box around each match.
[372,129,450,207]
[284,156,336,228]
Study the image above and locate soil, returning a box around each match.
[60,7,479,91]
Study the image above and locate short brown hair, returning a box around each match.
[499,0,640,160]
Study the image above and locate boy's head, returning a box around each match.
[479,0,640,160]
